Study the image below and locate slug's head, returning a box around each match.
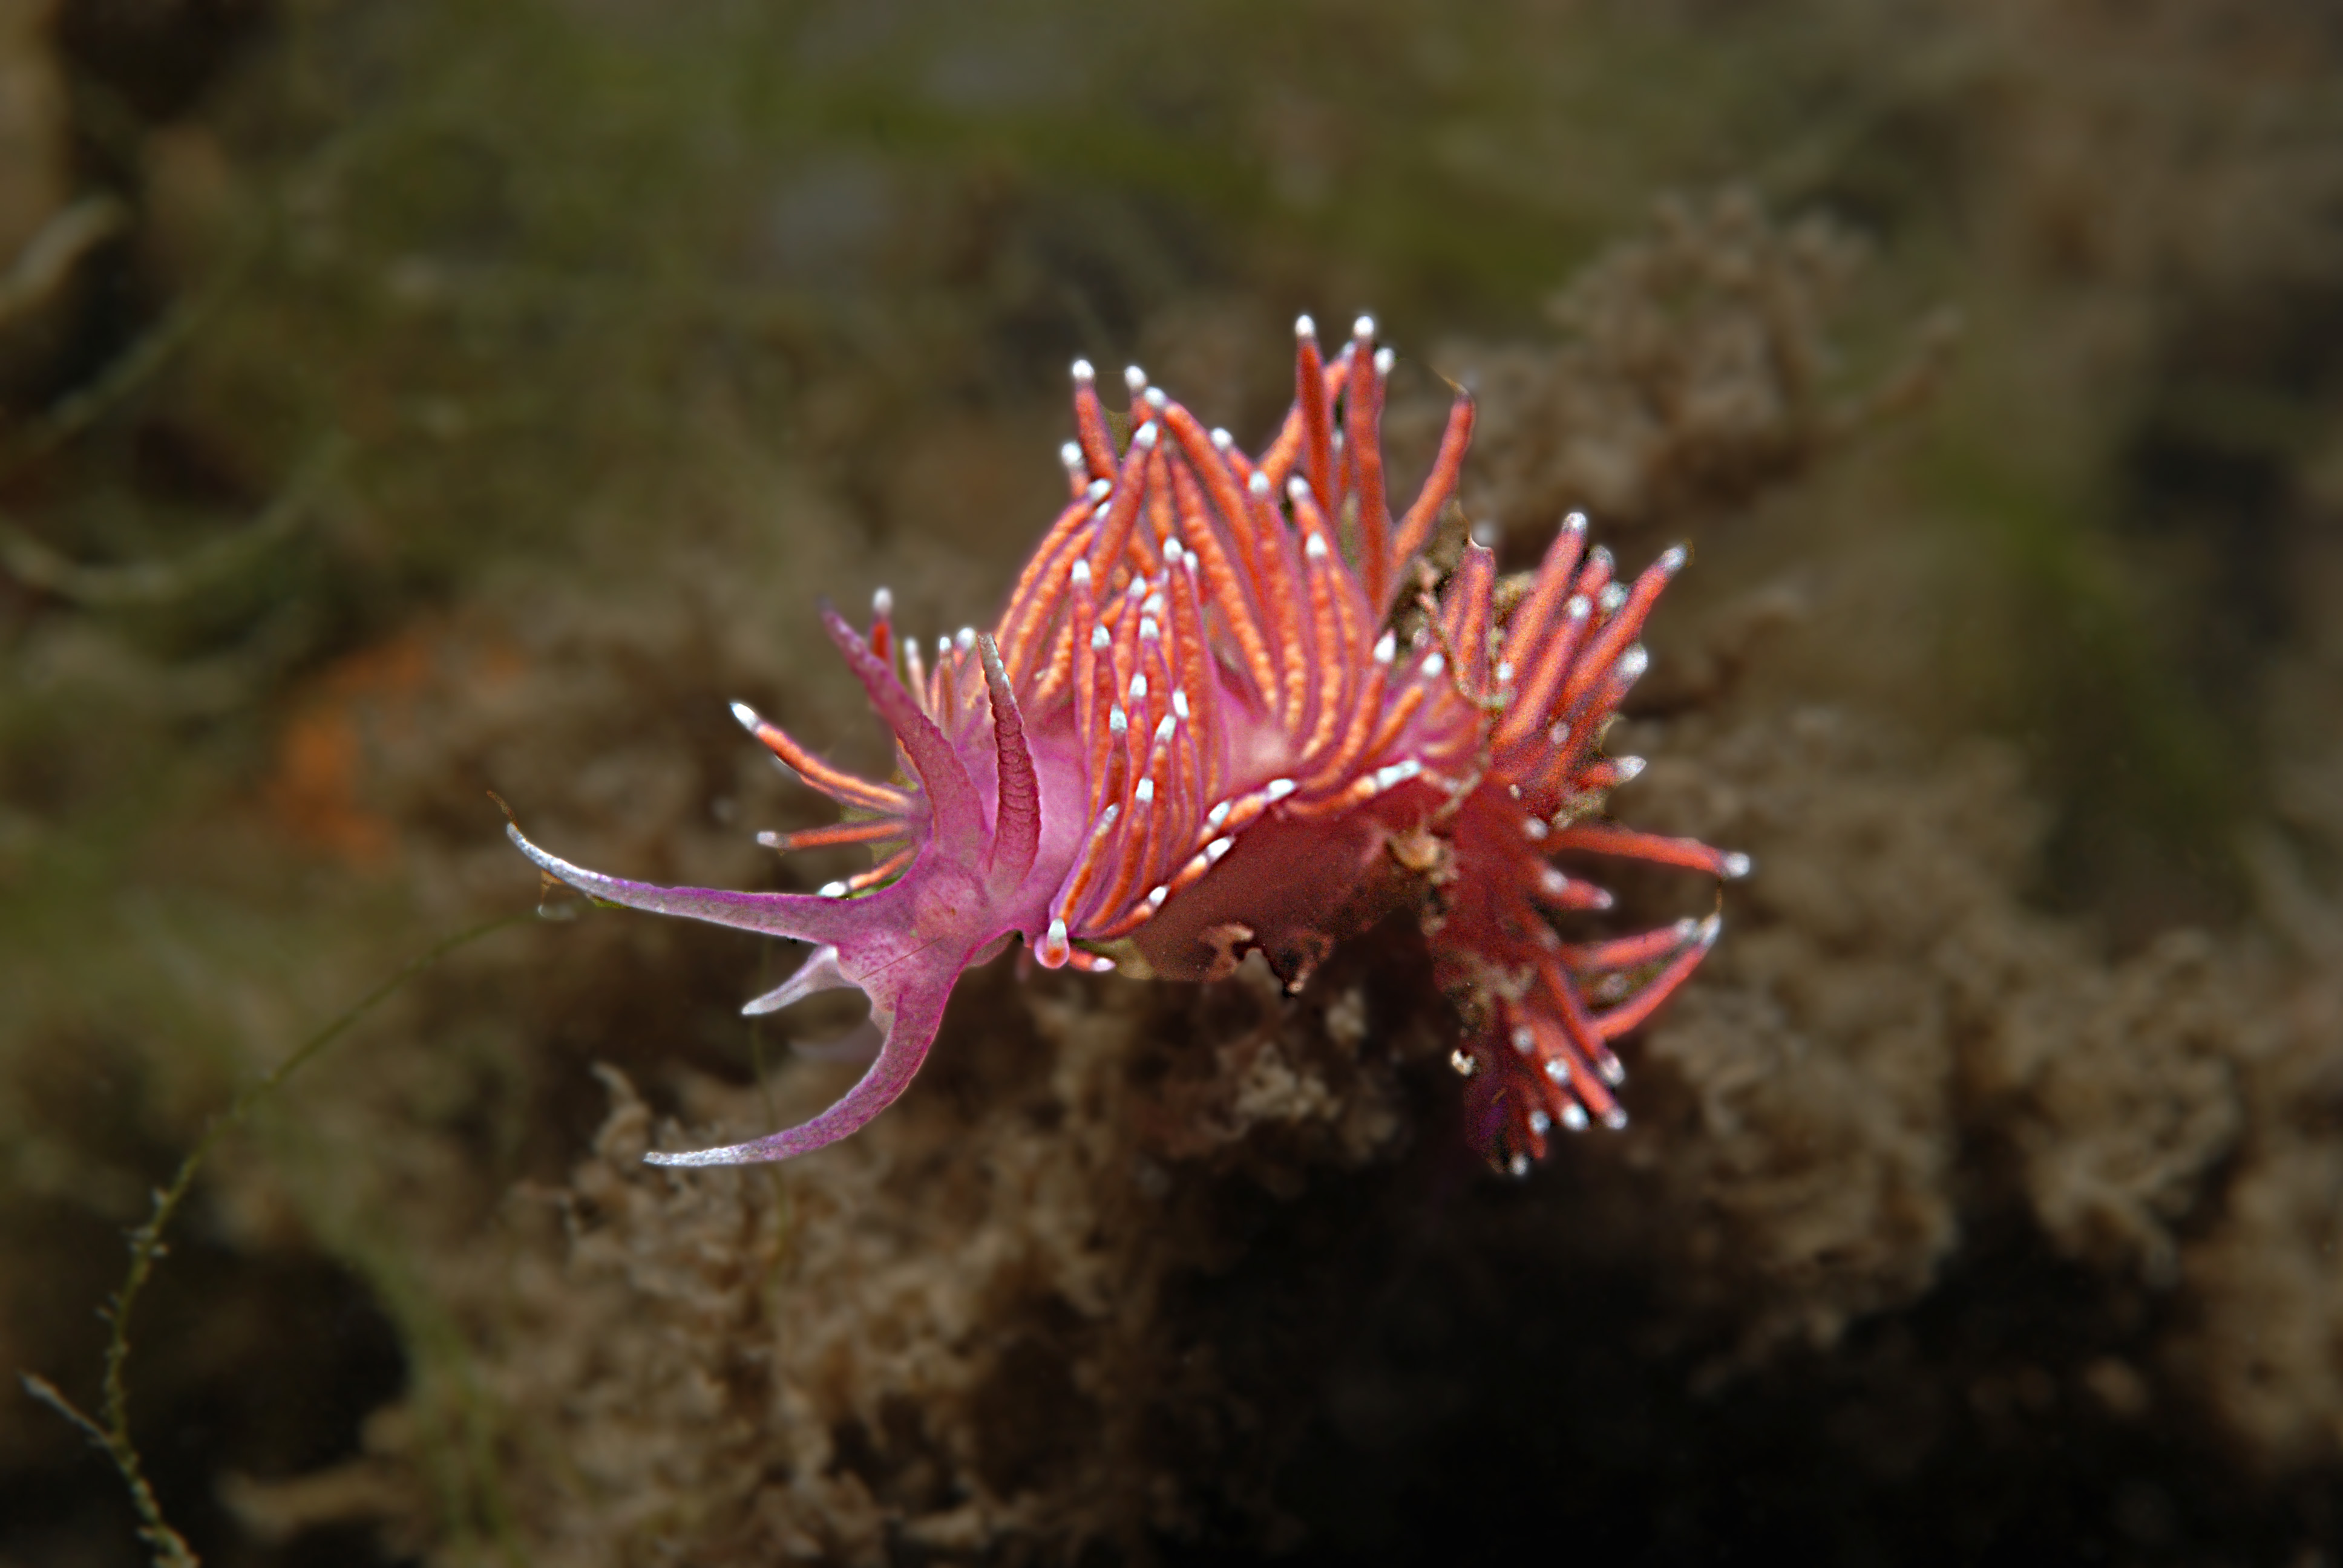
[508,603,1049,1165]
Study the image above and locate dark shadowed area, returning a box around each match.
[4,2,2341,1564]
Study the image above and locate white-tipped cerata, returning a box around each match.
[1721,851,1754,880]
[1072,358,1095,382]
[1295,313,1316,339]
[730,701,762,734]
[1124,364,1148,394]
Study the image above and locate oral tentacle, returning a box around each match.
[507,822,888,947]
[643,967,959,1166]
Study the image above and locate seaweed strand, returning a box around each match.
[20,913,529,1568]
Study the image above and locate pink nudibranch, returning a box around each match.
[508,316,1747,1173]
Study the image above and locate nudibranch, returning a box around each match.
[509,316,1746,1175]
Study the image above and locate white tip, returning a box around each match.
[1135,778,1155,804]
[1205,800,1231,831]
[1523,817,1549,841]
[1072,358,1095,382]
[1619,645,1649,680]
[1134,421,1159,449]
[1373,759,1420,791]
[1495,659,1513,684]
[1155,713,1175,742]
[1210,426,1234,450]
[1124,364,1147,393]
[1147,884,1168,909]
[1248,471,1271,497]
[1086,477,1112,501]
[1373,345,1394,376]
[1602,1107,1628,1131]
[1374,630,1396,664]
[1544,1059,1568,1085]
[956,627,977,651]
[1529,1109,1552,1135]
[1130,672,1147,701]
[1353,314,1375,339]
[1549,722,1570,746]
[1287,475,1312,501]
[730,701,762,733]
[1091,624,1110,651]
[1590,546,1614,573]
[1295,313,1316,339]
[1139,615,1159,641]
[1061,440,1084,472]
[819,880,849,898]
[1144,387,1167,411]
[1206,835,1234,863]
[1697,912,1724,944]
[1599,583,1628,615]
[1421,651,1446,680]
[1470,520,1500,547]
[1561,1103,1589,1132]
[1172,687,1190,719]
[1511,1025,1535,1054]
[872,586,893,618]
[1164,537,1183,564]
[1721,851,1753,880]
[1597,1054,1626,1087]
[1565,595,1591,623]
[1613,756,1645,782]
[1563,511,1587,534]
[1450,1048,1476,1077]
[1265,777,1296,802]
[1305,532,1329,560]
[1509,1153,1531,1179]
[937,635,952,658]
[1540,867,1571,898]
[1110,705,1127,734]
[1072,559,1092,588]
[1659,544,1688,574]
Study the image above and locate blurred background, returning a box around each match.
[3,1,2341,1563]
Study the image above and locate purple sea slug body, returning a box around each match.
[508,317,1746,1172]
